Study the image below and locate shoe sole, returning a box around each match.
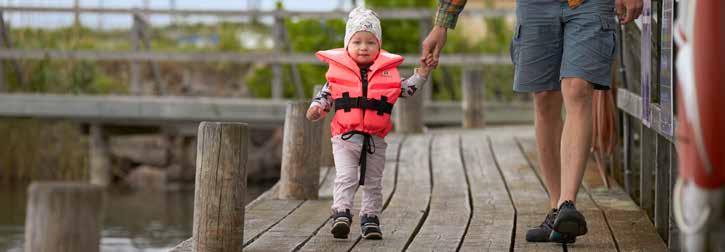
[362,231,382,240]
[552,213,588,237]
[549,230,577,244]
[331,222,350,239]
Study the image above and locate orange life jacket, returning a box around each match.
[316,48,404,138]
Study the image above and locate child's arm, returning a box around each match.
[400,65,432,97]
[306,82,332,121]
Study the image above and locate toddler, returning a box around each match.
[306,6,431,240]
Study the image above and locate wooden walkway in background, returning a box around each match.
[174,126,667,251]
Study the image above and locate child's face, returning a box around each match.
[346,31,380,66]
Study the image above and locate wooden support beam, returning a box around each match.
[24,182,103,252]
[654,134,672,242]
[462,68,485,128]
[0,6,514,19]
[418,17,433,103]
[278,101,322,200]
[271,12,284,99]
[0,49,512,66]
[640,125,656,219]
[313,85,334,168]
[89,124,111,186]
[192,122,248,251]
[130,17,142,95]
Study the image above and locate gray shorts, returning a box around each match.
[510,0,617,92]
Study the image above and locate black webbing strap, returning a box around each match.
[334,92,393,115]
[340,130,375,186]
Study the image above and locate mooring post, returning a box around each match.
[462,68,485,128]
[192,122,248,251]
[278,101,322,199]
[24,182,103,252]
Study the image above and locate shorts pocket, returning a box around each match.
[599,15,616,59]
[509,24,522,65]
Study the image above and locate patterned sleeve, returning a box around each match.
[434,0,468,29]
[400,69,429,97]
[310,82,332,112]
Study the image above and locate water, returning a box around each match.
[0,182,273,251]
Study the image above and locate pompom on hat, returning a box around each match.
[343,6,382,48]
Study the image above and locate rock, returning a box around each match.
[125,166,167,191]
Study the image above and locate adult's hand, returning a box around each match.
[420,26,448,69]
[616,0,643,24]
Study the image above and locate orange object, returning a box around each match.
[316,49,404,138]
[568,0,583,8]
[675,0,725,189]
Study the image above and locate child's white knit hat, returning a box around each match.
[344,7,382,48]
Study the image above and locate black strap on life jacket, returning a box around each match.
[340,130,376,186]
[334,92,393,115]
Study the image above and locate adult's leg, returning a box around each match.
[533,91,564,209]
[558,77,594,206]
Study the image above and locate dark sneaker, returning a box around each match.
[360,214,382,240]
[330,209,352,239]
[551,200,588,240]
[526,209,576,243]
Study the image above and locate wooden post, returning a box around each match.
[192,122,248,251]
[89,124,111,186]
[24,182,103,252]
[134,13,165,95]
[278,101,322,199]
[395,68,424,133]
[314,85,334,167]
[654,135,671,241]
[0,11,23,88]
[623,114,633,194]
[462,68,485,128]
[271,11,284,99]
[419,17,433,103]
[640,125,656,219]
[130,13,142,95]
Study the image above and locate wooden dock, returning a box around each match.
[172,126,667,251]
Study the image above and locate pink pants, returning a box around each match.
[330,135,387,217]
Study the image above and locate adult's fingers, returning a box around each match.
[615,0,625,20]
[623,6,637,23]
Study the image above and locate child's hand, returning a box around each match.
[416,59,433,78]
[306,105,324,121]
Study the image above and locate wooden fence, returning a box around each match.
[612,0,678,249]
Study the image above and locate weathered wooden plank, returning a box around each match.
[490,136,561,251]
[0,49,511,66]
[617,88,676,142]
[172,165,335,252]
[0,94,533,126]
[517,137,618,251]
[407,134,470,251]
[640,126,657,219]
[582,165,667,251]
[243,200,331,251]
[243,164,338,251]
[351,135,432,251]
[654,135,671,241]
[299,135,404,251]
[0,6,514,19]
[459,134,515,251]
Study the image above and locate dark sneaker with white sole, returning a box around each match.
[551,200,588,240]
[331,209,352,239]
[360,214,382,240]
[526,208,576,243]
